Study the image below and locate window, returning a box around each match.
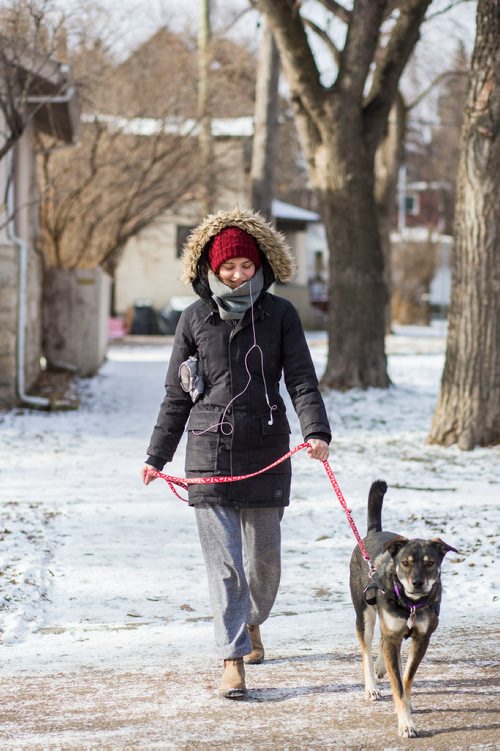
[176,225,195,258]
[405,194,420,216]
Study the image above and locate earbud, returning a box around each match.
[268,418,273,426]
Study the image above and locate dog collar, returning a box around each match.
[393,582,429,626]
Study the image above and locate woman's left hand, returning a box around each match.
[306,439,329,462]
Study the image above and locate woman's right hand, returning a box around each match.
[141,464,158,485]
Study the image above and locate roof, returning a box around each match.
[1,38,79,143]
[272,199,320,223]
[83,114,254,138]
[391,229,452,244]
[406,181,452,192]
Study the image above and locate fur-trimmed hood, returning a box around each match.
[181,208,297,300]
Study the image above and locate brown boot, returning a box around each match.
[219,658,246,699]
[243,624,265,664]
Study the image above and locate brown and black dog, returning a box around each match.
[349,480,457,738]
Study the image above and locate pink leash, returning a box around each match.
[149,442,374,568]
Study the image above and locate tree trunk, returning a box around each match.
[250,19,280,221]
[429,0,500,449]
[256,0,432,389]
[375,94,407,334]
[314,121,389,389]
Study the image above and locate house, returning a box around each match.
[0,48,79,407]
[397,180,453,234]
[113,116,326,330]
[390,171,454,323]
[390,227,453,324]
[115,196,324,331]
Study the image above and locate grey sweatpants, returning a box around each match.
[195,504,284,660]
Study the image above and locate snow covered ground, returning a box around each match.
[0,323,499,748]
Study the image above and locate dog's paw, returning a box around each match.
[399,723,418,738]
[374,658,385,679]
[366,689,382,701]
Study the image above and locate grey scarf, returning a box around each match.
[208,267,264,321]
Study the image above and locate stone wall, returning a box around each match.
[0,243,44,407]
[0,243,18,406]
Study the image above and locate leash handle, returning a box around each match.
[150,442,373,567]
[149,442,309,502]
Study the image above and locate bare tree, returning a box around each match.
[429,0,500,450]
[36,26,204,273]
[254,0,437,389]
[376,60,468,331]
[37,119,201,273]
[426,44,470,232]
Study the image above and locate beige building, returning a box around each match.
[115,198,324,330]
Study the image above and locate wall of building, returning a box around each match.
[114,208,198,316]
[0,113,16,405]
[44,268,111,376]
[0,126,45,407]
[114,137,252,317]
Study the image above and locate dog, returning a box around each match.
[349,480,457,738]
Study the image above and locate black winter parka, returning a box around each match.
[146,208,331,508]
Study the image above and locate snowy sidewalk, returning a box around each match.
[0,326,499,749]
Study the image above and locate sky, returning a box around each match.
[88,0,477,66]
[85,0,477,128]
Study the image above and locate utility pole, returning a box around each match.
[397,164,407,237]
[198,0,213,215]
[250,18,280,221]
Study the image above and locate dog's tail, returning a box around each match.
[367,480,387,534]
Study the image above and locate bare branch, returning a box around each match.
[337,0,386,100]
[219,7,253,35]
[363,0,433,150]
[255,0,326,127]
[316,0,351,24]
[407,69,469,111]
[303,16,341,67]
[425,0,474,22]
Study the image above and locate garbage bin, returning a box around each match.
[130,300,159,335]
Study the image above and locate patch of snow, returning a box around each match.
[0,323,498,681]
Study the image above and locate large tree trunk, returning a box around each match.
[313,128,389,389]
[429,0,500,449]
[256,0,431,390]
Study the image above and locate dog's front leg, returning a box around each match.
[404,632,431,705]
[356,606,381,700]
[382,635,418,738]
[374,635,386,679]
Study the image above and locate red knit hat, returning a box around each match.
[208,227,261,273]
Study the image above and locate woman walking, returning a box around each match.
[142,208,331,698]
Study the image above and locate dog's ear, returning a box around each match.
[429,538,459,559]
[384,536,408,557]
